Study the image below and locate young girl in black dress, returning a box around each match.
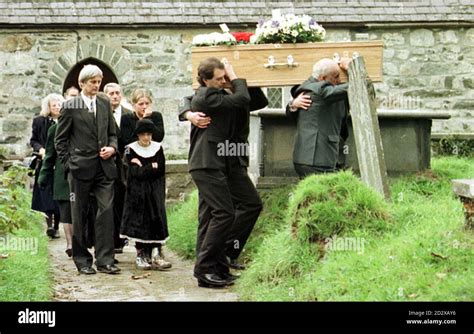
[120,119,172,270]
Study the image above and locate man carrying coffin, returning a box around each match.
[286,57,352,178]
[179,57,267,288]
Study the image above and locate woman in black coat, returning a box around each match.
[120,88,164,155]
[30,93,64,238]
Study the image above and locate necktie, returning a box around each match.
[90,101,96,118]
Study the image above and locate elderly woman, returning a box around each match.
[30,93,64,238]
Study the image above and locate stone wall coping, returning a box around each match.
[252,109,452,120]
[165,159,188,173]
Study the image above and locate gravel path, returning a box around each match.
[48,233,238,301]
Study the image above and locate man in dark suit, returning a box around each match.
[104,82,132,254]
[55,64,120,275]
[286,58,352,178]
[178,58,267,288]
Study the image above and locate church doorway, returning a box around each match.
[62,58,119,95]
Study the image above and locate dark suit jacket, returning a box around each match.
[114,107,132,155]
[178,80,268,172]
[290,78,349,169]
[120,111,165,154]
[55,95,118,181]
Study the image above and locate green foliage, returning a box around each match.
[433,136,474,157]
[0,166,52,301]
[0,166,42,234]
[236,157,474,301]
[288,171,391,243]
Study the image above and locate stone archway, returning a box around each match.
[49,40,131,91]
[62,58,119,94]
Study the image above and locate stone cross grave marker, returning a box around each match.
[347,56,391,201]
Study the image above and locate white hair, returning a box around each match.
[78,64,103,85]
[103,82,121,94]
[312,58,339,79]
[40,93,65,117]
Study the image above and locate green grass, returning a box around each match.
[236,157,474,301]
[166,157,474,300]
[167,186,293,262]
[167,191,199,259]
[0,166,53,301]
[0,218,53,301]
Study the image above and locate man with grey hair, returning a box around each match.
[103,82,131,253]
[55,64,120,275]
[286,57,352,177]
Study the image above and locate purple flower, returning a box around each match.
[257,18,265,27]
[309,18,317,26]
[271,20,280,28]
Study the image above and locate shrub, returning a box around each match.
[0,166,40,234]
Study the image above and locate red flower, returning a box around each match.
[231,32,254,43]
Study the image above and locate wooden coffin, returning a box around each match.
[191,41,383,88]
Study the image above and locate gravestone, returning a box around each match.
[451,179,474,228]
[347,56,391,201]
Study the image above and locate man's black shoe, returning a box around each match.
[194,273,234,288]
[96,264,121,274]
[78,267,96,275]
[46,227,55,238]
[94,259,119,265]
[227,257,246,270]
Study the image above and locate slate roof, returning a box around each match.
[0,0,472,27]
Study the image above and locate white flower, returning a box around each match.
[192,32,236,46]
[254,14,325,43]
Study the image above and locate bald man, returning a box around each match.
[286,58,352,178]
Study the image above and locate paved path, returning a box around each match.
[48,234,238,301]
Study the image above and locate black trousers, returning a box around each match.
[68,161,115,270]
[190,159,262,276]
[294,163,335,179]
[113,178,126,249]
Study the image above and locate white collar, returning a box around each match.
[81,91,96,108]
[114,105,122,114]
[127,141,161,158]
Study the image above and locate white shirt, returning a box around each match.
[81,91,97,118]
[113,105,122,128]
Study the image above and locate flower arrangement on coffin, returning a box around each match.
[230,32,255,44]
[254,14,326,44]
[191,32,237,46]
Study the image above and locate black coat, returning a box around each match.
[120,142,168,243]
[30,116,57,212]
[55,95,118,181]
